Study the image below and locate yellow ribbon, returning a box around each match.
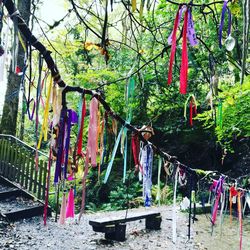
[37,75,53,149]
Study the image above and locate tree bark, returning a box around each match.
[0,0,31,135]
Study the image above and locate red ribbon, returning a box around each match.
[132,133,140,171]
[77,96,86,156]
[167,8,180,85]
[180,10,188,94]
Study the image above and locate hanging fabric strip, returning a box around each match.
[43,146,52,226]
[156,157,162,206]
[87,97,99,167]
[167,6,181,85]
[64,110,73,179]
[66,187,75,218]
[219,189,226,236]
[35,54,43,170]
[58,192,67,225]
[141,144,153,207]
[187,9,198,46]
[100,112,108,167]
[180,9,189,94]
[219,0,232,48]
[211,176,224,225]
[132,0,136,12]
[172,166,179,244]
[54,108,67,183]
[229,185,237,224]
[184,94,198,120]
[122,128,128,183]
[38,75,53,149]
[103,126,124,184]
[132,132,141,171]
[77,96,86,156]
[217,101,223,129]
[238,191,243,250]
[189,100,193,126]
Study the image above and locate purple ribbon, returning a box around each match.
[54,108,67,183]
[168,6,198,47]
[187,9,198,46]
[219,0,232,48]
[63,109,78,179]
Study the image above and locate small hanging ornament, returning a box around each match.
[219,0,235,51]
[184,94,198,126]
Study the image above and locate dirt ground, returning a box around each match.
[0,205,249,250]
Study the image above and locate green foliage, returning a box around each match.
[196,78,250,152]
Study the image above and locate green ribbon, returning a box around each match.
[217,100,223,129]
[104,126,124,184]
[121,77,135,183]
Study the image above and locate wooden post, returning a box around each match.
[24,153,31,190]
[29,156,35,192]
[37,159,44,200]
[42,161,47,200]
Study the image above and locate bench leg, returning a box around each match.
[105,223,126,241]
[146,215,162,230]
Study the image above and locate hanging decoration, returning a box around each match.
[86,97,99,167]
[66,187,75,219]
[211,176,225,226]
[121,77,135,182]
[141,143,153,207]
[76,95,86,158]
[238,191,243,250]
[184,94,197,126]
[103,126,124,184]
[132,131,141,172]
[167,5,198,94]
[217,100,223,129]
[58,191,67,225]
[219,0,235,51]
[229,185,237,224]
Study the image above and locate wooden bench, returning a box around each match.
[89,211,162,241]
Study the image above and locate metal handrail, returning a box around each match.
[0,134,49,158]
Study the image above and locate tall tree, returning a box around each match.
[0,0,31,135]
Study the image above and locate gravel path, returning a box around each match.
[0,205,249,250]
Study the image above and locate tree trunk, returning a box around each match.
[0,0,31,135]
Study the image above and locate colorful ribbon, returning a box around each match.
[211,176,224,225]
[140,144,153,207]
[180,9,189,94]
[87,97,99,167]
[76,96,86,156]
[219,0,232,48]
[103,126,124,183]
[238,191,243,250]
[167,6,198,94]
